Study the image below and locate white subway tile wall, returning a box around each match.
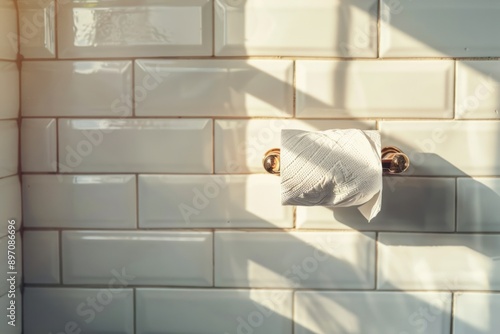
[22,61,133,117]
[57,0,213,58]
[0,0,17,60]
[18,0,56,58]
[139,174,292,228]
[378,233,500,290]
[23,231,60,284]
[296,60,454,119]
[0,176,21,236]
[58,118,213,173]
[456,61,500,119]
[454,293,500,334]
[136,288,293,334]
[296,177,456,232]
[61,231,213,286]
[16,0,500,333]
[23,174,137,228]
[0,120,18,178]
[135,59,294,117]
[295,291,452,334]
[380,121,500,176]
[214,0,378,57]
[21,118,57,172]
[457,178,500,232]
[0,61,19,119]
[215,231,376,288]
[380,0,500,57]
[23,287,134,334]
[0,3,20,332]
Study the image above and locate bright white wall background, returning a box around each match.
[13,0,500,333]
[0,0,22,333]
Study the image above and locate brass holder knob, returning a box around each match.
[263,146,410,175]
[381,146,410,174]
[262,148,280,175]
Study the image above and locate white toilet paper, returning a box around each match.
[281,129,382,221]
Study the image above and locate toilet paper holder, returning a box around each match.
[263,146,410,175]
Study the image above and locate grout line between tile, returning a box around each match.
[20,55,500,61]
[22,283,499,294]
[16,115,500,121]
[13,0,23,199]
[20,172,500,178]
[18,55,500,62]
[13,2,25,325]
[22,227,500,234]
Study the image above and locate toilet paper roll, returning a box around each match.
[281,129,382,222]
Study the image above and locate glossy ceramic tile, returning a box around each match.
[456,61,500,119]
[0,233,21,296]
[215,119,375,173]
[0,0,17,60]
[295,291,452,334]
[0,120,18,179]
[0,289,21,334]
[296,60,454,118]
[454,293,500,334]
[215,231,375,288]
[21,118,57,172]
[58,119,212,173]
[57,0,212,58]
[136,288,293,334]
[380,0,500,57]
[22,61,133,117]
[139,174,292,228]
[215,0,377,57]
[0,61,19,119]
[23,287,133,334]
[23,175,136,228]
[457,178,500,232]
[297,177,455,232]
[135,59,294,117]
[0,176,21,238]
[62,231,213,286]
[378,233,500,290]
[18,0,56,58]
[23,231,59,284]
[380,121,500,176]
